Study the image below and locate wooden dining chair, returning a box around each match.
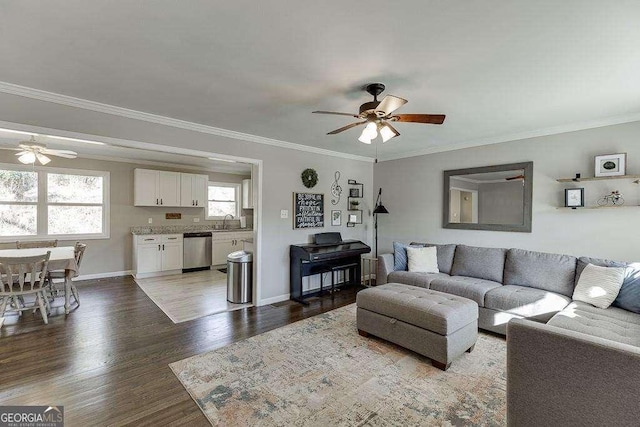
[0,252,51,324]
[47,242,86,305]
[16,239,58,249]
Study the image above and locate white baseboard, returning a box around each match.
[258,293,290,306]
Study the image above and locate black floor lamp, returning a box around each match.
[373,188,389,258]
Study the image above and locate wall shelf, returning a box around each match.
[556,175,640,183]
[556,205,640,210]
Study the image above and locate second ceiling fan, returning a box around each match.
[313,83,445,144]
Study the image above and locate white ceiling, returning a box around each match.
[1,1,639,160]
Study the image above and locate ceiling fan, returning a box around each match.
[13,136,78,165]
[313,83,445,144]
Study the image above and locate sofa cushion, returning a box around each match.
[573,264,625,309]
[484,285,571,322]
[576,256,626,283]
[406,246,439,273]
[393,241,424,271]
[450,245,507,283]
[548,301,640,347]
[614,263,640,314]
[504,248,577,297]
[387,271,449,289]
[411,243,457,275]
[429,276,502,307]
[356,283,478,335]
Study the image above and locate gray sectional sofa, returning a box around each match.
[378,242,640,425]
[378,243,581,334]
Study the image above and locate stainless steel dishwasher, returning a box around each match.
[183,232,212,272]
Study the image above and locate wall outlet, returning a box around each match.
[148,218,153,224]
[193,217,200,223]
[280,209,288,219]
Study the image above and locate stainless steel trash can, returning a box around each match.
[227,251,253,303]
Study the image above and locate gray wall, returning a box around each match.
[374,120,640,263]
[0,92,374,302]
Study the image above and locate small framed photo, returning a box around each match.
[349,188,360,198]
[565,188,584,208]
[595,153,626,177]
[331,210,341,226]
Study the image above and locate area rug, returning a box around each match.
[135,270,252,323]
[170,304,507,426]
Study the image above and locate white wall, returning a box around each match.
[0,93,374,303]
[374,121,640,263]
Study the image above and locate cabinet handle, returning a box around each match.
[156,198,159,205]
[167,237,177,240]
[144,238,154,241]
[160,199,163,205]
[196,200,198,206]
[162,244,165,250]
[158,244,161,251]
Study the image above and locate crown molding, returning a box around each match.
[378,111,640,162]
[0,81,374,163]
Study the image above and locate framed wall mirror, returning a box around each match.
[443,162,533,232]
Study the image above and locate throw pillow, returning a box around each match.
[613,263,640,314]
[393,242,424,271]
[406,246,439,273]
[572,264,625,309]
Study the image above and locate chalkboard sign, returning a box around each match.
[293,192,324,229]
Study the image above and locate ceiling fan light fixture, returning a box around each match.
[379,124,396,143]
[18,151,36,165]
[358,130,372,144]
[36,153,51,165]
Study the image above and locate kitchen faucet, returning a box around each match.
[222,214,234,230]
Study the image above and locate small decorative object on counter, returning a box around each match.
[301,168,318,188]
[597,190,624,207]
[595,153,626,177]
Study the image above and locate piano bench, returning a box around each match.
[328,262,359,298]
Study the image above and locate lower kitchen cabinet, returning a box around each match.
[133,234,183,277]
[211,231,252,266]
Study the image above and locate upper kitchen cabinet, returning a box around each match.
[134,169,181,207]
[180,173,208,207]
[242,178,254,209]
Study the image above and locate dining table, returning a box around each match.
[0,246,79,314]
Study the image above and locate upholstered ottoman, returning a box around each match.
[356,283,479,370]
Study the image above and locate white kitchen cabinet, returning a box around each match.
[211,231,253,266]
[180,173,208,207]
[134,169,181,207]
[133,234,183,277]
[242,178,253,209]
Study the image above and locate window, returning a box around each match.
[207,182,240,219]
[0,164,109,241]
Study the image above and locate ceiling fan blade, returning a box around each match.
[42,148,78,157]
[312,111,360,118]
[393,114,446,124]
[376,95,408,116]
[327,121,367,135]
[15,151,30,156]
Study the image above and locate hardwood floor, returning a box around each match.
[0,276,361,426]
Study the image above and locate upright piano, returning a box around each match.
[290,232,371,304]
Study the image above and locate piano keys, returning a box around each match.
[290,232,371,305]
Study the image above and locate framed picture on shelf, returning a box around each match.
[331,210,341,226]
[565,188,584,208]
[595,153,626,177]
[349,188,360,198]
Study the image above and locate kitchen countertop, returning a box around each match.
[131,225,254,235]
